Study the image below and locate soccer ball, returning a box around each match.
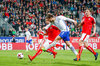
[17,53,24,59]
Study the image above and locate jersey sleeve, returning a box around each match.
[44,23,52,29]
[58,16,75,22]
[52,25,59,30]
[92,18,96,25]
[28,32,31,36]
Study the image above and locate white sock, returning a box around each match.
[46,41,57,50]
[26,44,28,51]
[69,44,78,55]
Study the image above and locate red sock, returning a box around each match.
[50,47,54,51]
[56,44,63,47]
[86,46,96,55]
[32,49,42,59]
[46,49,56,54]
[37,44,40,51]
[79,46,83,58]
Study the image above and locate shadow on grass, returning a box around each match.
[20,60,91,66]
[52,61,91,66]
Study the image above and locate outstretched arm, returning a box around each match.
[43,23,52,30]
[77,19,84,27]
[58,16,77,25]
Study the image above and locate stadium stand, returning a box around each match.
[0,0,100,37]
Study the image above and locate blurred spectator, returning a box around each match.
[9,29,12,36]
[0,0,99,37]
[12,29,16,36]
[12,35,16,43]
[1,27,6,36]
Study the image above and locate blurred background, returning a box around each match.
[0,0,100,37]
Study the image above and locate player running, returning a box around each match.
[43,20,65,51]
[25,28,32,51]
[74,9,98,61]
[37,28,44,49]
[42,13,78,56]
[43,22,65,55]
[28,20,65,61]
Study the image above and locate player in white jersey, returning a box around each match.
[25,28,32,51]
[42,13,78,57]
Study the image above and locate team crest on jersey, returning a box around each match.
[50,27,52,29]
[88,18,90,20]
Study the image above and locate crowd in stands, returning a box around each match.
[0,0,100,37]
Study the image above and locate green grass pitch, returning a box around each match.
[0,50,100,66]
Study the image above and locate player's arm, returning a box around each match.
[38,33,44,35]
[43,32,48,36]
[58,16,77,25]
[43,23,52,30]
[91,24,96,37]
[77,19,84,27]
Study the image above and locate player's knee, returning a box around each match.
[84,42,88,48]
[65,41,70,47]
[78,40,83,46]
[54,38,59,42]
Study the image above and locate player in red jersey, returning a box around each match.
[28,20,63,61]
[74,9,98,61]
[43,24,65,51]
[37,28,44,49]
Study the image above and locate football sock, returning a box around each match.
[56,44,63,47]
[79,46,83,58]
[86,46,96,55]
[50,47,55,51]
[46,49,56,54]
[46,41,57,49]
[32,49,43,59]
[69,44,78,55]
[37,44,40,51]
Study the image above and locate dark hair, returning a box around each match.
[85,8,91,12]
[46,13,53,19]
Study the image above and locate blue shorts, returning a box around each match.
[59,31,70,42]
[26,39,32,44]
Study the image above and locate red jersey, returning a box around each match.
[46,25,60,41]
[82,16,96,35]
[37,31,44,39]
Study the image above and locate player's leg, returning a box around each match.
[74,33,98,61]
[38,39,43,45]
[28,49,43,61]
[28,39,57,61]
[28,39,44,61]
[44,36,62,50]
[60,31,78,55]
[84,42,98,60]
[65,41,78,55]
[37,39,44,50]
[74,33,86,61]
[43,39,57,57]
[54,44,65,50]
[29,39,33,50]
[26,40,29,51]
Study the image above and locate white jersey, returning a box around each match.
[45,15,75,31]
[25,31,32,40]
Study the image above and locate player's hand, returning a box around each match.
[76,23,81,28]
[74,21,77,25]
[42,27,46,30]
[90,33,95,37]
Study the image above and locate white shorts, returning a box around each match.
[43,39,52,49]
[38,39,43,44]
[79,33,90,42]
